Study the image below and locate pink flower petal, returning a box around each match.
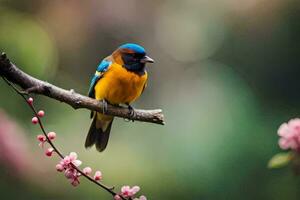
[45,148,54,157]
[278,123,289,137]
[131,186,140,194]
[47,132,56,140]
[277,118,300,151]
[83,167,92,175]
[71,178,80,187]
[139,195,147,200]
[56,164,64,172]
[134,196,147,200]
[279,138,289,150]
[63,156,71,165]
[72,159,82,167]
[69,152,78,160]
[65,169,75,179]
[94,170,102,181]
[27,97,34,105]
[37,134,46,142]
[121,186,130,193]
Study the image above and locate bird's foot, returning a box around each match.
[125,104,136,122]
[101,99,108,114]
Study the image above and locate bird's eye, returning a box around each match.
[134,53,144,59]
[130,53,140,61]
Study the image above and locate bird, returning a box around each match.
[85,43,154,152]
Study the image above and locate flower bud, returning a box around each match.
[56,164,64,172]
[37,134,46,142]
[83,167,92,175]
[71,179,80,187]
[31,117,38,124]
[45,148,54,157]
[37,110,45,117]
[94,171,102,181]
[47,132,56,140]
[114,195,121,200]
[27,97,33,105]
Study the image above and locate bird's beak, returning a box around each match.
[140,55,154,63]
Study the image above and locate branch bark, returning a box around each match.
[0,53,165,125]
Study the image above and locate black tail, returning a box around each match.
[85,116,113,152]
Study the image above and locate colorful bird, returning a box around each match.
[85,43,154,152]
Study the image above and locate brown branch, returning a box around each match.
[0,52,165,125]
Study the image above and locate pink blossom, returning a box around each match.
[131,186,140,194]
[55,152,83,186]
[45,148,54,157]
[31,117,38,124]
[121,185,140,197]
[27,97,33,105]
[71,177,80,187]
[69,152,82,167]
[37,110,45,117]
[278,118,300,151]
[56,164,64,172]
[0,110,36,175]
[94,170,102,181]
[37,134,46,142]
[114,195,121,200]
[59,152,82,168]
[47,132,56,140]
[37,134,46,147]
[83,167,92,175]
[64,168,77,179]
[65,168,81,186]
[134,196,147,200]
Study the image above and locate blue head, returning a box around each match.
[113,43,154,73]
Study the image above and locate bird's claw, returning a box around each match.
[126,104,136,122]
[101,99,108,114]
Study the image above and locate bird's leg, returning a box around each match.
[126,103,136,122]
[101,99,108,114]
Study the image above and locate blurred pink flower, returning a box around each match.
[27,97,33,105]
[68,152,82,167]
[56,163,64,172]
[45,147,55,157]
[31,117,38,124]
[134,195,147,200]
[0,109,64,189]
[94,170,102,181]
[0,110,32,175]
[83,167,92,175]
[37,134,46,147]
[121,185,140,198]
[56,152,83,186]
[37,110,45,117]
[278,118,300,151]
[47,131,56,140]
[71,177,80,186]
[114,195,121,200]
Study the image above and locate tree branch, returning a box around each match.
[0,52,165,125]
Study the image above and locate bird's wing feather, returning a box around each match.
[141,81,147,94]
[88,59,112,98]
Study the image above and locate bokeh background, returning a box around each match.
[0,0,300,199]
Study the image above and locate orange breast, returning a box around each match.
[94,63,147,105]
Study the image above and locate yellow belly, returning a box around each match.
[94,63,147,105]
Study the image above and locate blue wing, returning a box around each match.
[88,59,112,98]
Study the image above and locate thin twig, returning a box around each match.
[2,77,130,200]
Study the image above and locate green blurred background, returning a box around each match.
[0,0,300,199]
